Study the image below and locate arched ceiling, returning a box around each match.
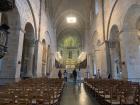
[46,0,91,39]
[55,9,85,37]
[45,0,91,66]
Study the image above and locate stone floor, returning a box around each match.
[60,82,100,105]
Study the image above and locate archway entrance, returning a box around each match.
[122,4,140,81]
[20,23,35,79]
[109,25,121,79]
[42,39,47,77]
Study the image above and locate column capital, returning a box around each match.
[35,39,43,46]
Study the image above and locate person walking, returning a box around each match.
[77,68,82,81]
[77,68,82,86]
[108,73,111,79]
[96,69,101,79]
[73,69,77,83]
[58,70,62,79]
[63,70,68,82]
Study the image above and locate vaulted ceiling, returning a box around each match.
[46,0,91,41]
[45,0,92,66]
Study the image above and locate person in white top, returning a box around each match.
[77,69,82,81]
[63,70,68,82]
[96,69,101,79]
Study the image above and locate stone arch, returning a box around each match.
[109,25,119,41]
[109,25,122,79]
[42,39,47,77]
[123,4,140,30]
[122,4,140,80]
[0,6,21,84]
[26,0,37,39]
[20,22,35,79]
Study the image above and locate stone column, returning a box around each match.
[87,53,92,78]
[105,41,112,76]
[47,54,50,73]
[0,27,21,84]
[26,39,35,78]
[35,40,42,77]
[42,63,46,77]
[15,29,25,81]
[120,29,139,80]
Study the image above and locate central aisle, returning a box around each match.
[60,83,100,105]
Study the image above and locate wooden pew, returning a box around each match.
[0,78,64,105]
[84,78,140,105]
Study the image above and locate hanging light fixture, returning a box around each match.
[0,24,10,59]
[0,0,15,12]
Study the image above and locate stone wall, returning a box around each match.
[89,0,140,81]
[0,0,56,84]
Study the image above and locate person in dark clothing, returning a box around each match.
[0,24,10,30]
[108,73,111,79]
[58,70,62,79]
[73,69,77,83]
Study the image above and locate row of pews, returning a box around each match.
[84,78,140,105]
[0,78,64,105]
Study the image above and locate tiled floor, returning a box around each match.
[60,82,100,105]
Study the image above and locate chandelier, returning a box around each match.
[0,24,9,59]
[0,0,15,12]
